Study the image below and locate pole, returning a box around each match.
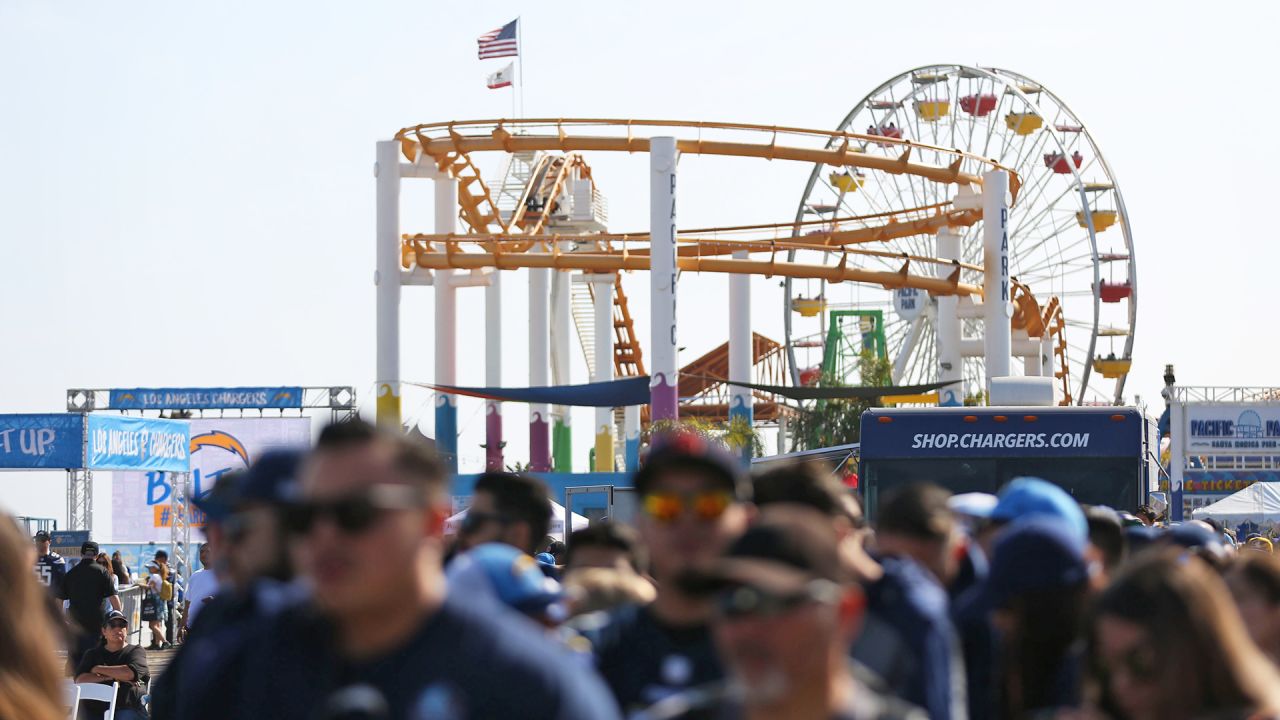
[551,268,572,471]
[529,262,551,472]
[729,250,752,462]
[375,140,402,429]
[650,136,679,423]
[485,272,504,471]
[516,16,524,119]
[592,275,615,471]
[624,405,641,472]
[983,170,1012,392]
[1171,398,1185,522]
[936,228,963,406]
[434,178,459,472]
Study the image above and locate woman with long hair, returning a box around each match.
[1225,551,1280,666]
[1085,550,1280,720]
[0,511,65,720]
[111,550,131,586]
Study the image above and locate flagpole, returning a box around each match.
[517,16,524,119]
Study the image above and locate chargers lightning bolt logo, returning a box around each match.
[189,431,251,466]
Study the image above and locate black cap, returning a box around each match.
[102,610,127,627]
[240,449,304,504]
[689,517,847,595]
[33,530,51,542]
[634,431,748,500]
[81,540,99,556]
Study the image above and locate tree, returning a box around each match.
[789,351,891,452]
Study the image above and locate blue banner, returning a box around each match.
[86,415,190,472]
[860,408,1143,460]
[0,414,84,469]
[109,387,304,410]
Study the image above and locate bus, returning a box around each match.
[858,406,1154,520]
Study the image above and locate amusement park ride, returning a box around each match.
[373,64,1136,475]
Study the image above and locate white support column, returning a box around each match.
[434,177,458,472]
[729,250,752,461]
[591,274,615,471]
[529,263,551,472]
[624,405,641,471]
[485,273,503,471]
[935,229,963,406]
[983,170,1012,391]
[1023,331,1042,376]
[550,268,572,471]
[1040,333,1054,380]
[1171,399,1186,521]
[375,140,403,428]
[649,136,679,422]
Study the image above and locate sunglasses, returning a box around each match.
[715,580,841,620]
[283,484,425,536]
[642,490,733,523]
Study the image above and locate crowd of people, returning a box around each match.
[6,419,1280,719]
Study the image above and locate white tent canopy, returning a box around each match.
[1191,482,1280,525]
[445,500,589,542]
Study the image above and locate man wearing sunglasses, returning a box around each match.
[587,432,751,716]
[74,610,150,720]
[234,420,616,720]
[455,471,553,557]
[654,517,925,720]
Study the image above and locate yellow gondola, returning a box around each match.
[1076,210,1118,232]
[915,100,951,121]
[792,297,825,317]
[829,172,865,193]
[1092,357,1132,379]
[1005,112,1043,135]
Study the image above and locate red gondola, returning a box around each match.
[1097,281,1132,303]
[959,93,998,117]
[1043,151,1084,174]
[799,366,823,386]
[867,124,903,147]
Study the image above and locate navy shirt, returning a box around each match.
[34,552,67,593]
[236,592,619,720]
[586,603,723,716]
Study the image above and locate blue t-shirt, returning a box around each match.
[34,552,67,593]
[235,592,619,720]
[584,603,723,716]
[851,557,964,720]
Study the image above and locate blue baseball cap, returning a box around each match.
[979,517,1089,609]
[988,477,1087,542]
[447,543,563,616]
[534,552,556,567]
[241,449,304,504]
[1167,521,1221,550]
[1124,524,1162,554]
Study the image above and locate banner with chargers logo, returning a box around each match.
[110,417,311,542]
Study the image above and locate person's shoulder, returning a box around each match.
[575,601,647,653]
[875,557,948,618]
[45,552,65,564]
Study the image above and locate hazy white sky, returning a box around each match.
[2,0,1277,534]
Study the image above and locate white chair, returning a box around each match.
[61,681,80,720]
[75,681,118,720]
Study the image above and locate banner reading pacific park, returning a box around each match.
[110,417,311,543]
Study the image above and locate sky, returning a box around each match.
[2,0,1277,536]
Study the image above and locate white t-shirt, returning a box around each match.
[185,569,220,627]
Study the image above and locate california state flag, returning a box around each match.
[486,63,514,89]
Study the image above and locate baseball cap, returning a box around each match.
[102,610,127,627]
[192,470,244,524]
[978,516,1089,609]
[81,540,99,556]
[446,543,563,615]
[1124,525,1162,553]
[33,530,51,542]
[1167,521,1222,550]
[241,449,304,504]
[534,552,556,567]
[688,516,848,595]
[988,477,1087,542]
[948,492,998,520]
[634,431,748,500]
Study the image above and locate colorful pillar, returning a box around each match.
[728,250,752,462]
[485,272,503,471]
[529,261,551,472]
[983,170,1012,389]
[591,274,615,471]
[624,405,641,472]
[434,177,458,472]
[935,228,963,406]
[374,140,402,429]
[649,136,679,423]
[550,268,573,471]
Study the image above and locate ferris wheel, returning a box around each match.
[786,64,1136,405]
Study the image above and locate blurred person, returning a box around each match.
[111,550,132,586]
[456,471,553,557]
[144,560,170,649]
[32,528,67,595]
[96,552,118,615]
[1134,504,1157,527]
[566,521,647,577]
[654,517,926,719]
[74,609,150,720]
[1225,552,1280,665]
[0,512,65,720]
[970,518,1091,719]
[565,567,657,617]
[446,542,565,627]
[1082,505,1126,586]
[235,419,616,719]
[1248,536,1274,554]
[874,483,962,588]
[547,539,567,564]
[183,543,219,631]
[587,432,751,715]
[969,477,1089,549]
[1082,550,1280,720]
[64,539,122,663]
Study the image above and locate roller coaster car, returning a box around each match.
[1092,356,1132,379]
[1043,151,1084,174]
[915,100,951,121]
[959,94,998,117]
[1006,112,1043,135]
[792,297,826,317]
[1096,281,1132,303]
[798,366,823,386]
[1077,210,1118,232]
[829,171,866,193]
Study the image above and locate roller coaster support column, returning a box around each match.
[625,405,641,471]
[485,273,504,471]
[729,250,752,463]
[590,274,615,471]
[650,136,679,423]
[1040,333,1054,381]
[936,228,963,406]
[375,141,402,429]
[434,177,458,472]
[529,260,552,472]
[551,269,572,471]
[983,170,1012,389]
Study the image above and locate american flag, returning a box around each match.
[477,19,518,60]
